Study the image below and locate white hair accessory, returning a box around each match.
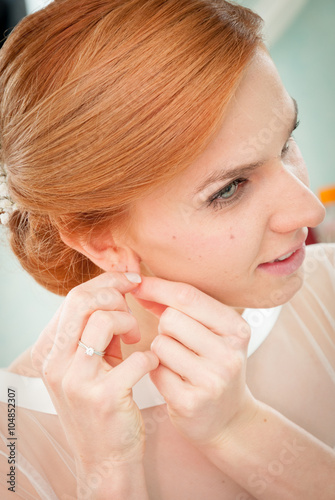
[0,164,17,226]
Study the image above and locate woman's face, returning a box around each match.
[125,46,325,310]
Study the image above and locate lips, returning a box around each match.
[262,238,307,266]
[258,241,307,276]
[267,250,295,263]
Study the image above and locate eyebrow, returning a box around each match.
[193,97,299,197]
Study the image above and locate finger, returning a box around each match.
[73,311,140,377]
[130,296,168,318]
[108,351,159,397]
[158,307,227,358]
[151,335,225,387]
[81,310,140,348]
[151,334,209,386]
[72,271,142,295]
[48,273,141,368]
[150,364,187,407]
[159,307,248,358]
[103,336,123,366]
[132,276,249,339]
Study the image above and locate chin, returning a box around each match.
[226,268,306,310]
[252,269,305,309]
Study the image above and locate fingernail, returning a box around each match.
[124,272,142,284]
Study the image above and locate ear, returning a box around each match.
[59,228,142,274]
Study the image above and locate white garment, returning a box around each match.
[0,243,334,500]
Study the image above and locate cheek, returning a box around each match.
[180,222,251,271]
[137,220,239,273]
[130,199,261,281]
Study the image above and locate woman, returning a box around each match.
[0,0,334,498]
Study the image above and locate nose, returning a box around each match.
[268,164,326,234]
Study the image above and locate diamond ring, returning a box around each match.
[78,340,106,357]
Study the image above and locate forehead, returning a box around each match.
[130,47,294,218]
[155,47,294,198]
[190,47,293,174]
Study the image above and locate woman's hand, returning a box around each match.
[31,272,158,499]
[129,276,335,500]
[131,276,258,449]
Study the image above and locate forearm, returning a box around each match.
[201,401,335,500]
[76,460,149,500]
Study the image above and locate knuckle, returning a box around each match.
[95,288,117,307]
[67,287,92,310]
[204,372,225,399]
[226,352,244,376]
[104,272,127,288]
[97,287,126,310]
[238,319,251,342]
[159,307,179,331]
[105,287,124,305]
[88,309,113,329]
[126,313,139,331]
[60,321,77,340]
[178,392,197,417]
[175,283,199,306]
[150,334,167,356]
[129,351,150,371]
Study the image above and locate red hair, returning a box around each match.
[0,0,262,295]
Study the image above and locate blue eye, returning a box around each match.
[209,178,247,210]
[216,179,241,199]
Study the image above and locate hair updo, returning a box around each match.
[0,0,262,295]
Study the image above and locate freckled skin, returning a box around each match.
[120,47,325,310]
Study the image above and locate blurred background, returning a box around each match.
[1,0,334,367]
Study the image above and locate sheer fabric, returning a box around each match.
[0,243,334,499]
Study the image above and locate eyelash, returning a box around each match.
[208,119,300,211]
[281,119,300,156]
[209,178,248,210]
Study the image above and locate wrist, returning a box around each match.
[76,458,149,500]
[196,401,335,500]
[198,390,260,457]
